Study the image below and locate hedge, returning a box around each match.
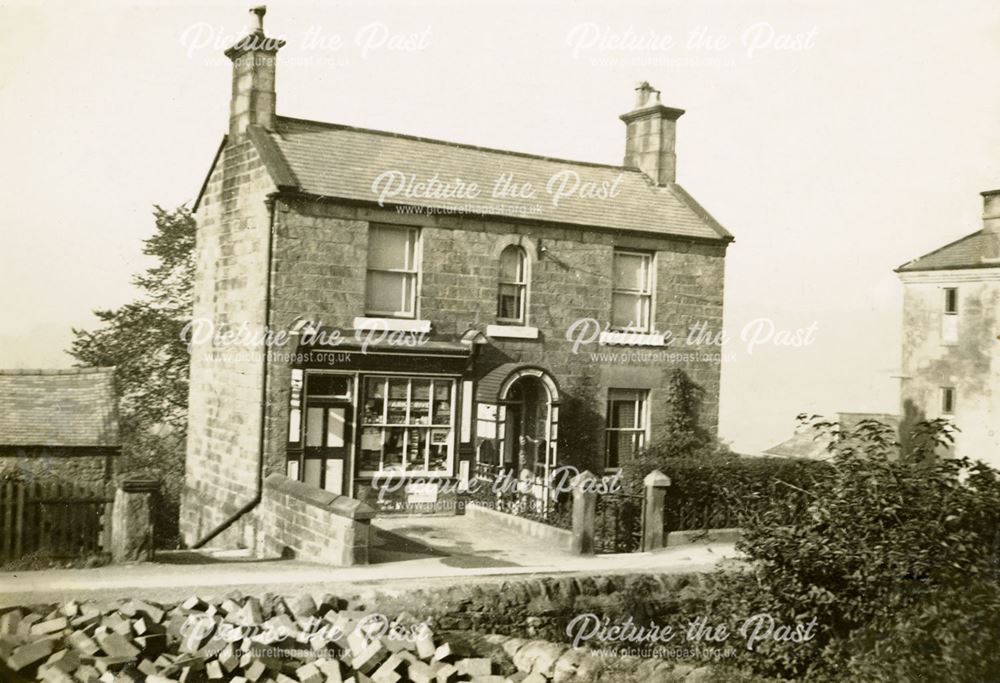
[624,454,830,532]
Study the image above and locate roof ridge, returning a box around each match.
[275,115,639,172]
[0,366,115,376]
[895,228,984,272]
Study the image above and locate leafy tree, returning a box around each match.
[70,206,194,431]
[704,416,1000,679]
[69,205,195,546]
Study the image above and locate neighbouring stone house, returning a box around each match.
[0,367,120,484]
[180,7,732,550]
[765,189,1000,467]
[895,189,1000,467]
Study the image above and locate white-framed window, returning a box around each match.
[365,225,420,317]
[497,245,528,323]
[612,250,653,332]
[604,389,649,469]
[359,376,455,474]
[941,386,956,415]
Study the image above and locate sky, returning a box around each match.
[1,0,998,453]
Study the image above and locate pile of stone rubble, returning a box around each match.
[0,592,553,683]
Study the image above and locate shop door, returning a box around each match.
[303,401,352,495]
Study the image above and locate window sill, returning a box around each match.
[354,317,431,334]
[599,330,666,347]
[486,324,540,340]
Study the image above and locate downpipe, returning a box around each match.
[192,193,278,548]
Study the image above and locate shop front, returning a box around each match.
[284,331,563,513]
[285,333,475,509]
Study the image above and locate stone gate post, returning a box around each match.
[111,477,159,563]
[570,470,597,555]
[642,470,671,551]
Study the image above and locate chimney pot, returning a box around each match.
[634,81,660,108]
[250,5,267,33]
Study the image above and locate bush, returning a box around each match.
[833,579,1000,682]
[703,417,1000,679]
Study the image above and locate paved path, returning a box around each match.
[0,514,740,607]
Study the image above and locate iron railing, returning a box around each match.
[594,490,645,553]
[468,462,572,530]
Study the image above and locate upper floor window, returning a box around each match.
[612,250,653,331]
[941,386,956,415]
[604,389,649,470]
[366,225,420,318]
[497,245,528,323]
[944,287,959,314]
[941,287,959,344]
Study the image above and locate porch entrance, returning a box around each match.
[503,375,549,479]
[474,364,561,496]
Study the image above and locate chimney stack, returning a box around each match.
[982,189,1000,262]
[620,82,685,185]
[224,6,285,139]
[982,189,1000,234]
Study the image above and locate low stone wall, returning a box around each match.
[357,573,718,682]
[360,572,706,641]
[465,502,573,552]
[665,528,742,546]
[257,473,374,565]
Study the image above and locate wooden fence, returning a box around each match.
[0,480,113,562]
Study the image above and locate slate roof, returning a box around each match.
[896,229,1000,272]
[761,430,833,460]
[237,117,732,242]
[0,367,120,448]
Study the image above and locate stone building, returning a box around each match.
[895,189,1000,467]
[180,8,732,548]
[0,367,120,484]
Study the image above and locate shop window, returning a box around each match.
[359,376,454,474]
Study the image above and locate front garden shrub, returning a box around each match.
[700,417,1000,679]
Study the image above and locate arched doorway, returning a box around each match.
[474,364,561,483]
[503,375,548,478]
